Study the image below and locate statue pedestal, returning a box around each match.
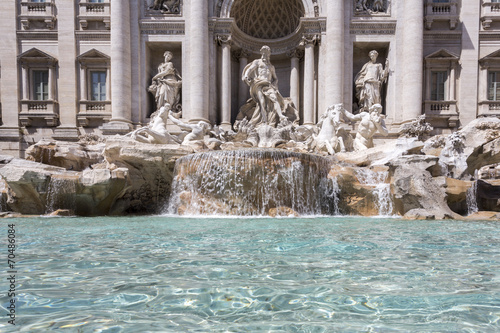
[100,120,132,135]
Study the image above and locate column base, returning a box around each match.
[188,118,210,125]
[100,120,133,135]
[219,122,232,131]
[52,127,80,141]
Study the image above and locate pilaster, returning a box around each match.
[402,0,424,122]
[189,0,209,123]
[54,0,79,140]
[325,0,344,106]
[0,0,21,154]
[102,0,133,134]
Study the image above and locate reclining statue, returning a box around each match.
[340,103,388,151]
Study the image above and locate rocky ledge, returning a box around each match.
[0,118,499,219]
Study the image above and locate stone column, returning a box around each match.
[325,0,344,106]
[401,0,424,121]
[54,0,79,140]
[287,49,303,110]
[235,49,250,108]
[302,35,318,126]
[217,35,232,130]
[189,0,209,123]
[102,0,132,134]
[0,0,20,154]
[458,1,480,125]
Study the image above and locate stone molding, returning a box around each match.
[210,17,324,56]
[75,31,111,41]
[216,0,320,19]
[17,31,58,41]
[140,20,185,35]
[424,30,462,41]
[349,21,396,35]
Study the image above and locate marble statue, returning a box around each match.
[340,103,388,151]
[167,111,211,145]
[241,46,287,127]
[149,51,182,112]
[128,105,181,144]
[355,50,389,112]
[313,104,351,154]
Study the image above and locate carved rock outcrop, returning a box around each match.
[25,139,105,171]
[391,166,460,219]
[103,137,191,214]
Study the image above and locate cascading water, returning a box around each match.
[466,181,479,216]
[166,149,334,216]
[355,168,393,216]
[46,176,77,214]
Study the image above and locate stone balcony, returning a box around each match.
[78,101,111,126]
[478,100,500,117]
[78,1,110,30]
[481,1,500,29]
[424,100,459,128]
[424,1,459,30]
[19,100,58,127]
[19,0,56,30]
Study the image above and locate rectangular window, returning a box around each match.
[91,71,106,101]
[488,71,500,101]
[89,0,104,2]
[431,71,448,101]
[33,70,49,101]
[31,0,46,3]
[433,0,449,3]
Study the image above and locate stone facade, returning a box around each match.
[0,0,499,156]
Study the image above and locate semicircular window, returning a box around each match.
[231,0,305,40]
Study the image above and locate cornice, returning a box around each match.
[349,20,396,35]
[140,20,185,35]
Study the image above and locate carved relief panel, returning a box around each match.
[145,0,182,15]
[353,0,390,16]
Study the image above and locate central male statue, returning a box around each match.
[241,46,286,127]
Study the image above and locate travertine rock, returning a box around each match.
[391,166,460,219]
[103,137,191,214]
[25,139,105,171]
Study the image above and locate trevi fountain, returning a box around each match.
[1,47,500,332]
[1,45,499,220]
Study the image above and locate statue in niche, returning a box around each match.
[355,50,389,112]
[148,0,181,14]
[239,46,295,128]
[313,104,353,154]
[149,51,182,113]
[127,105,181,144]
[339,103,388,151]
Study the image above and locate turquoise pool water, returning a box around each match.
[1,216,499,332]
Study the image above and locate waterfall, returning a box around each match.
[46,176,77,214]
[355,168,393,216]
[166,149,334,216]
[466,181,479,216]
[322,176,341,215]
